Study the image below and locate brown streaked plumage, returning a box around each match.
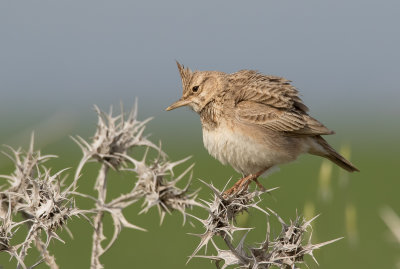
[166,62,359,194]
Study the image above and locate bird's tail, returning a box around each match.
[310,136,359,172]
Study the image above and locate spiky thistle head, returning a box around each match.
[187,182,341,268]
[188,180,273,261]
[0,137,86,268]
[194,208,342,269]
[0,134,56,203]
[0,134,57,222]
[73,102,160,170]
[0,137,83,233]
[122,152,201,225]
[18,168,83,234]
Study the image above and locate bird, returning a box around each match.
[166,62,359,195]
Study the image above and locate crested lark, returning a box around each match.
[166,62,359,195]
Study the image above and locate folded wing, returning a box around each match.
[231,71,333,136]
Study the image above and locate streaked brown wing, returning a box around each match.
[230,70,333,136]
[235,100,333,136]
[230,70,309,113]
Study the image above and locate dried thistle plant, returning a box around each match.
[72,102,198,269]
[189,182,341,269]
[0,103,198,269]
[0,135,85,269]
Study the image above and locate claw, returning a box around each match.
[223,168,268,197]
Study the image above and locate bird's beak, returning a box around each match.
[165,98,191,111]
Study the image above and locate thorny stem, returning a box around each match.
[17,203,59,269]
[107,191,141,207]
[96,164,109,204]
[18,224,39,269]
[34,239,59,269]
[90,163,109,269]
[222,233,248,265]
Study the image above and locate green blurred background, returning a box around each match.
[1,0,399,268]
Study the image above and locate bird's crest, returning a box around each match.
[176,61,193,94]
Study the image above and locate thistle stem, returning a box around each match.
[90,163,109,269]
[221,229,250,266]
[34,239,59,269]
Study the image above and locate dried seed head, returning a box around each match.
[21,168,82,234]
[73,102,159,170]
[188,182,341,268]
[0,138,85,268]
[188,180,273,260]
[194,207,342,269]
[0,134,56,217]
[123,154,201,225]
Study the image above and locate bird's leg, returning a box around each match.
[253,178,266,192]
[223,168,268,197]
[224,174,254,196]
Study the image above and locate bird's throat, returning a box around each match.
[200,101,219,130]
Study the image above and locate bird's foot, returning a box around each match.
[223,170,267,197]
[223,174,253,197]
[253,178,266,192]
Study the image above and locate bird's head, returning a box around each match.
[166,62,226,113]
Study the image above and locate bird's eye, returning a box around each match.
[192,86,199,92]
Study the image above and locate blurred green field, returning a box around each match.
[0,109,398,269]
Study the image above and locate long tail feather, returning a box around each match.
[311,136,359,172]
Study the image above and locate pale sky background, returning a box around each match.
[0,0,399,141]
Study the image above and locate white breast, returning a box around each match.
[202,125,292,175]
